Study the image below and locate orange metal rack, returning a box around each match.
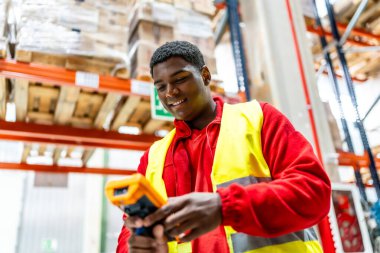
[0,120,159,151]
[0,59,148,96]
[0,59,159,174]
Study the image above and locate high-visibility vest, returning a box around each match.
[146,100,323,253]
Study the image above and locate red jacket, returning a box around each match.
[117,97,331,253]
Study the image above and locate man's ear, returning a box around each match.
[201,66,211,86]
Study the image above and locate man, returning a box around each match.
[116,41,331,253]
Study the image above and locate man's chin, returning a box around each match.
[173,114,190,121]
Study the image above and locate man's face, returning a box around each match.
[152,57,210,121]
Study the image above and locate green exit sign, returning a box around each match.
[151,85,174,121]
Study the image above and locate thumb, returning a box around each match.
[153,225,168,253]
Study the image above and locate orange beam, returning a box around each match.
[338,151,380,168]
[336,22,380,42]
[0,120,159,150]
[0,59,150,96]
[306,26,372,47]
[0,162,136,175]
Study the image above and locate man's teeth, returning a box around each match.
[172,99,185,106]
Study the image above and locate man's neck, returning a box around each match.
[186,100,217,130]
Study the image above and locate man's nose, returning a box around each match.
[166,84,179,97]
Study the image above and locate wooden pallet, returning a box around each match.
[11,78,174,164]
[334,0,380,36]
[12,79,173,132]
[111,96,172,135]
[15,50,130,79]
[309,31,380,81]
[129,41,157,81]
[306,0,380,80]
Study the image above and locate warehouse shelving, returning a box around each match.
[310,1,380,252]
[0,162,135,176]
[0,0,240,175]
[0,120,158,150]
[0,59,145,96]
[0,55,167,175]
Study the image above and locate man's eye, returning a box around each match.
[175,77,187,83]
[157,86,165,92]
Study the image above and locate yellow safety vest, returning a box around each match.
[146,100,323,253]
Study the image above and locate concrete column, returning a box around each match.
[240,0,339,181]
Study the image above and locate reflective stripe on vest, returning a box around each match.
[146,100,322,253]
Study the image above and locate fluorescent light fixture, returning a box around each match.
[69,148,84,159]
[5,102,16,122]
[27,156,53,165]
[155,129,170,137]
[0,141,23,163]
[118,125,141,135]
[57,157,83,167]
[60,149,67,158]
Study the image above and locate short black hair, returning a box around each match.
[150,41,205,76]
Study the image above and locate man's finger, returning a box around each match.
[177,228,204,243]
[153,225,169,253]
[153,224,166,242]
[163,208,196,231]
[144,197,186,226]
[166,219,196,238]
[128,234,157,248]
[124,216,143,229]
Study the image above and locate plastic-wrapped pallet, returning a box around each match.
[15,0,129,78]
[0,0,8,37]
[0,0,8,58]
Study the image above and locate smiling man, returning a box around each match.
[116,41,331,253]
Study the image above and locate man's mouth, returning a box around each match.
[169,98,186,107]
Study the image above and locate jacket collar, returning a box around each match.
[173,96,224,139]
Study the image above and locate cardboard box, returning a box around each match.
[128,1,176,32]
[99,9,129,27]
[174,0,192,9]
[129,20,174,48]
[204,54,217,74]
[192,0,216,16]
[129,41,158,80]
[174,33,215,55]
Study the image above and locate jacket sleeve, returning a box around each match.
[116,149,150,253]
[217,102,331,237]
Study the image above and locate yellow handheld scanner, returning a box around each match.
[105,173,167,237]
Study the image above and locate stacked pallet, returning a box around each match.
[333,0,380,81]
[306,1,380,81]
[336,0,380,81]
[12,79,172,132]
[15,0,129,78]
[334,0,380,34]
[7,77,173,166]
[124,0,222,137]
[127,0,217,80]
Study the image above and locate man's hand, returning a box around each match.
[125,217,168,253]
[143,192,222,242]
